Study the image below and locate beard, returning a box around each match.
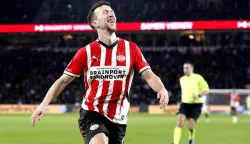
[107,24,116,32]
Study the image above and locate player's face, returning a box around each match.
[183,64,193,75]
[94,5,117,32]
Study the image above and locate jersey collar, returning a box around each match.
[97,38,119,49]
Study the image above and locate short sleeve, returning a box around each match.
[133,44,150,73]
[198,75,209,91]
[64,48,87,77]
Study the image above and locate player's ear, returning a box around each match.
[92,20,99,29]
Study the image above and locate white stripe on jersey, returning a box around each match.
[82,45,91,110]
[139,66,151,73]
[93,44,107,112]
[114,40,130,119]
[128,69,135,95]
[64,71,80,77]
[102,44,118,114]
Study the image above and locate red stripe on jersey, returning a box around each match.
[97,80,110,115]
[105,49,112,65]
[107,80,123,119]
[85,80,99,111]
[90,42,101,67]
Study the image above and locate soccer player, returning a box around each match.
[172,62,209,144]
[227,89,240,123]
[246,94,250,115]
[201,95,210,122]
[30,1,169,144]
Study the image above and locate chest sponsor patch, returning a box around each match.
[89,66,127,80]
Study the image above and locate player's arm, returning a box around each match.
[141,69,169,108]
[30,74,75,126]
[40,74,75,106]
[30,48,86,126]
[133,43,168,108]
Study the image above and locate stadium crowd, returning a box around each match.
[1,0,250,24]
[1,45,250,104]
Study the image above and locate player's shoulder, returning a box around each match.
[180,76,185,80]
[75,41,98,54]
[193,73,204,79]
[76,46,86,53]
[88,40,100,48]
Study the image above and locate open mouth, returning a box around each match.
[108,19,115,23]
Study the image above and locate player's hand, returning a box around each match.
[193,95,199,100]
[157,89,169,109]
[30,105,46,126]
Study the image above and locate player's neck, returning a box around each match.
[98,30,117,46]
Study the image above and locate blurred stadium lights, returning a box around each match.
[188,35,194,39]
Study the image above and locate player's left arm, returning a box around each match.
[198,75,209,97]
[141,69,169,108]
[133,43,168,108]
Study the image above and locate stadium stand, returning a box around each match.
[1,0,250,105]
[1,45,250,104]
[1,0,250,24]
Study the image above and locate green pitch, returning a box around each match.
[1,113,250,144]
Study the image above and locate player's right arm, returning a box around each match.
[30,74,75,126]
[30,47,87,126]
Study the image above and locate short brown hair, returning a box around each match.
[184,62,194,68]
[87,1,111,30]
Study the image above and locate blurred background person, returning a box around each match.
[227,89,241,123]
[246,94,250,116]
[172,62,209,144]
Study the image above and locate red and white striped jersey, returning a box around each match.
[64,38,150,124]
[227,92,240,107]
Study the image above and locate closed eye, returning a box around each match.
[103,10,108,14]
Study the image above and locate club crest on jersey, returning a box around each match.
[117,55,126,62]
